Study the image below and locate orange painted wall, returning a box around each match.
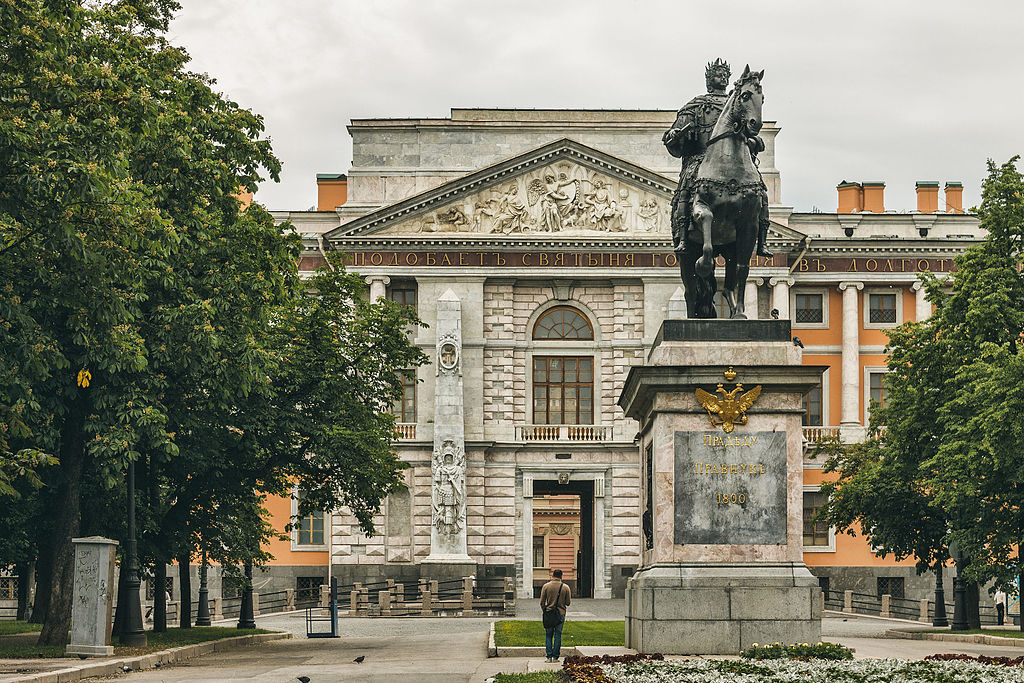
[316,178,348,211]
[262,493,328,566]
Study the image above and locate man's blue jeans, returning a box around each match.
[545,615,565,659]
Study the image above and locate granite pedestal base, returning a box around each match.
[625,563,822,654]
[420,559,477,581]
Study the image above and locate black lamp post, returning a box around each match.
[932,564,948,628]
[949,540,968,631]
[195,551,211,627]
[237,562,256,629]
[120,459,147,646]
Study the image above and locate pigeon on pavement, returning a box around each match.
[353,655,366,663]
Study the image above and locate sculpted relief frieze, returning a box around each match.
[387,162,669,237]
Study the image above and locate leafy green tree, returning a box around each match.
[2,0,426,644]
[818,157,1024,629]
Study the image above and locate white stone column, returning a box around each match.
[839,282,864,439]
[426,289,472,563]
[593,474,610,599]
[365,275,390,301]
[744,278,761,320]
[912,281,930,321]
[520,474,534,599]
[770,277,793,319]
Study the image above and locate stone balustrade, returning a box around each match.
[515,424,611,442]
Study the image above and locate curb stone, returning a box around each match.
[487,622,496,658]
[6,631,291,683]
[886,629,1024,648]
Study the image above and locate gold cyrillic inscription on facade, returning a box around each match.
[695,462,768,475]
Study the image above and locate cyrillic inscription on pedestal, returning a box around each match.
[674,431,786,545]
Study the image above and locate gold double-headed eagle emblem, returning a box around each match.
[695,366,762,433]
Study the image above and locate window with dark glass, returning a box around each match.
[533,357,594,425]
[868,293,897,323]
[533,307,594,340]
[387,282,417,310]
[802,385,823,426]
[869,372,888,411]
[296,576,325,602]
[877,576,905,599]
[794,293,824,324]
[533,536,545,568]
[296,490,325,546]
[394,371,416,423]
[803,491,830,547]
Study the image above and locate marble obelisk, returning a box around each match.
[423,289,474,575]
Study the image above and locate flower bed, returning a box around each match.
[597,658,1024,682]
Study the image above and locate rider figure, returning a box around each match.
[663,58,772,258]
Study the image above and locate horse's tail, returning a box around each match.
[693,271,717,319]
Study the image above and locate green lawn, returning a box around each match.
[0,620,41,635]
[0,626,269,659]
[494,620,624,647]
[493,673,563,683]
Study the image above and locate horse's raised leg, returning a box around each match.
[692,197,715,278]
[731,199,759,319]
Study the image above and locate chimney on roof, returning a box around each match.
[862,181,885,213]
[945,182,963,214]
[316,173,348,211]
[837,181,863,213]
[915,181,939,213]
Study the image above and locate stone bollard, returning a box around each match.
[213,596,223,621]
[395,583,405,609]
[844,590,854,613]
[319,583,330,609]
[421,589,433,616]
[379,589,391,616]
[880,594,890,619]
[504,577,516,617]
[66,537,118,657]
[350,590,360,617]
[920,599,930,623]
[286,588,295,611]
[462,576,475,616]
[253,592,260,617]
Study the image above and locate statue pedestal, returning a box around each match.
[618,320,825,654]
[66,537,118,658]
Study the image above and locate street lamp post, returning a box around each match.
[932,564,949,628]
[120,459,147,646]
[237,562,256,629]
[195,551,211,627]
[949,540,968,631]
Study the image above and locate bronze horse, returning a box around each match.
[680,66,767,319]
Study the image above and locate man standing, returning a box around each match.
[540,568,571,663]
[663,58,771,258]
[995,588,1007,626]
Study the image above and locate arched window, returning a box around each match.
[533,306,593,340]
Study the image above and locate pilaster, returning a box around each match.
[838,281,864,442]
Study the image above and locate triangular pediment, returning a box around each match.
[325,139,678,241]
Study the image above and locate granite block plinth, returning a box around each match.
[625,563,821,654]
[655,319,791,344]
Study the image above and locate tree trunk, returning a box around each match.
[153,561,167,632]
[1019,566,1023,632]
[111,554,128,639]
[15,561,33,621]
[37,400,85,646]
[29,505,55,623]
[967,581,981,630]
[177,549,191,629]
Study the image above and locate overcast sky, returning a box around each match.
[169,0,1024,214]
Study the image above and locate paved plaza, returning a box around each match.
[57,601,1024,682]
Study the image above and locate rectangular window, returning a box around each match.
[394,371,416,423]
[387,283,417,310]
[869,372,888,411]
[802,491,830,547]
[296,576,325,602]
[794,293,824,324]
[533,536,545,568]
[532,356,594,425]
[802,385,823,427]
[877,576,905,599]
[869,293,897,324]
[296,490,325,546]
[0,577,16,600]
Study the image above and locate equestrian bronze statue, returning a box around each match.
[664,60,771,319]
